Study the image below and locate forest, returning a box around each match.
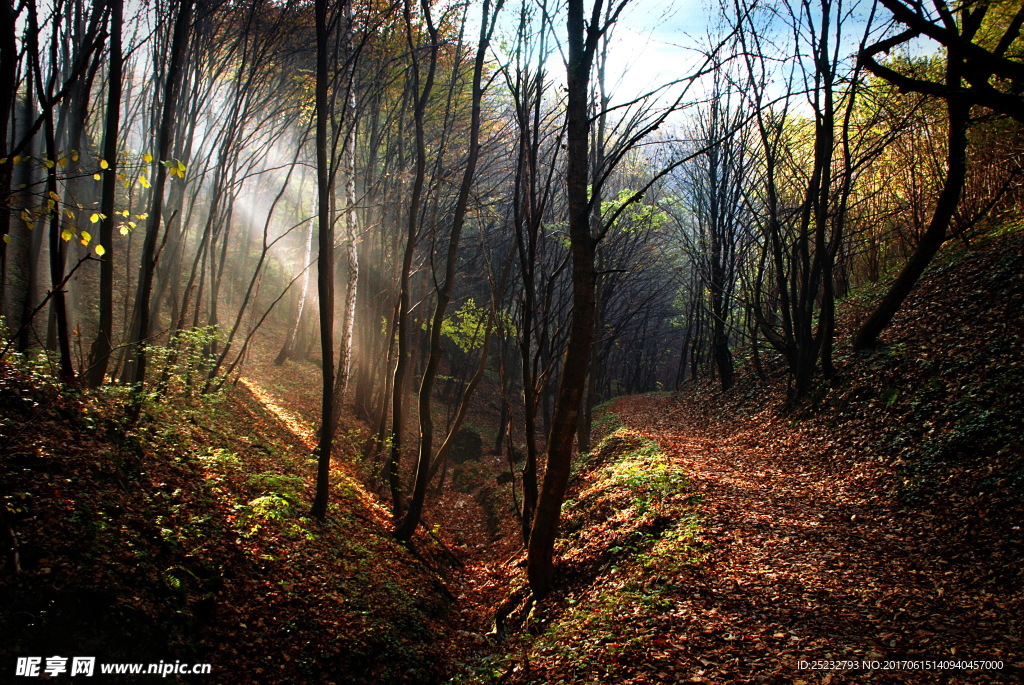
[1,0,1022,681]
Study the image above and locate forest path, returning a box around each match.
[606,392,1019,684]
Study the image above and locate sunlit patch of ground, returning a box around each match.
[236,376,395,528]
[238,377,317,449]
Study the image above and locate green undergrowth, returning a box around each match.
[464,423,704,683]
[0,352,452,683]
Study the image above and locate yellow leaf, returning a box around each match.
[64,209,75,219]
[20,210,31,223]
[93,173,101,181]
[119,210,130,217]
[94,244,105,256]
[144,153,153,163]
[71,151,79,162]
[100,159,109,169]
[138,175,150,189]
[81,231,92,243]
[2,234,10,244]
[12,155,22,164]
[135,213,149,220]
[44,159,55,169]
[0,158,7,164]
[49,191,60,202]
[90,213,101,223]
[61,229,73,242]
[119,225,130,236]
[57,156,67,168]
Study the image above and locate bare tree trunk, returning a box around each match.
[527,0,600,599]
[42,119,74,383]
[275,220,314,365]
[27,0,77,383]
[310,0,338,520]
[0,0,16,304]
[334,0,359,402]
[396,0,489,542]
[85,0,123,387]
[386,0,438,520]
[127,0,194,389]
[854,63,970,350]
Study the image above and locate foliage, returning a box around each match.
[435,298,507,354]
[146,326,226,399]
[600,187,670,234]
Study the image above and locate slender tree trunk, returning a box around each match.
[16,90,41,353]
[27,0,74,383]
[854,70,970,350]
[85,0,123,387]
[310,0,336,520]
[527,0,599,599]
[0,0,17,304]
[128,0,194,388]
[396,0,496,542]
[334,0,359,401]
[387,0,439,520]
[42,114,74,383]
[275,220,314,365]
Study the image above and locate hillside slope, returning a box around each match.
[0,364,454,683]
[462,228,1023,684]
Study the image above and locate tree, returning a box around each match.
[671,73,753,392]
[498,0,562,544]
[854,0,1023,349]
[527,0,606,600]
[125,0,195,389]
[310,0,337,521]
[85,0,124,387]
[384,0,440,520]
[733,0,875,399]
[395,0,505,542]
[0,0,17,298]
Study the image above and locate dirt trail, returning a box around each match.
[609,393,1021,684]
